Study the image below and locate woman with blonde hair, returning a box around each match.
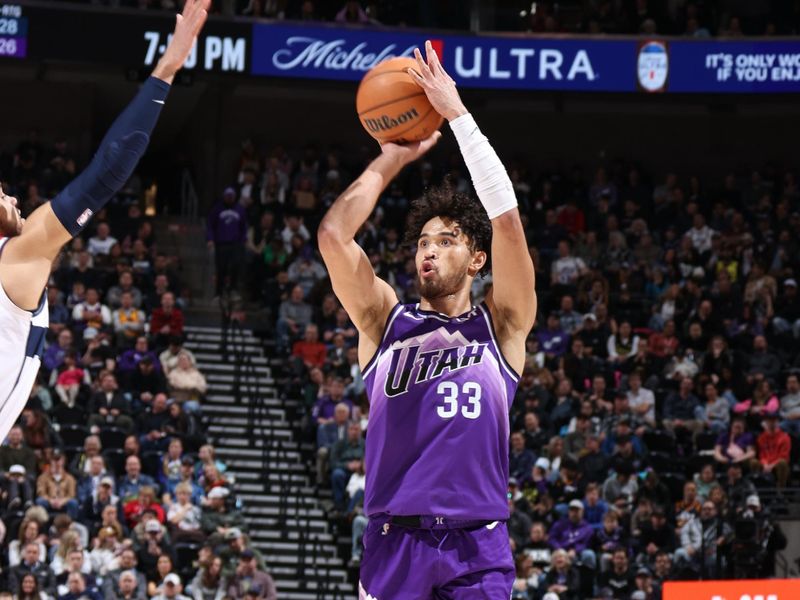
[542,549,580,600]
[167,351,207,414]
[50,529,90,576]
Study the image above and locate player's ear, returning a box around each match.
[467,249,487,276]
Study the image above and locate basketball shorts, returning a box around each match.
[359,515,514,599]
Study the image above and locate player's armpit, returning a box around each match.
[0,211,59,310]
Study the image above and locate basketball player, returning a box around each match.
[0,0,210,444]
[318,41,536,599]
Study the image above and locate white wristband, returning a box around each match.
[449,113,517,220]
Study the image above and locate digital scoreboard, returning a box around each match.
[0,4,27,59]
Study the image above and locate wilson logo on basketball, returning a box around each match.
[362,107,419,133]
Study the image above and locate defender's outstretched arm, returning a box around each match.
[0,0,209,310]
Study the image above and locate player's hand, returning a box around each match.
[408,40,467,121]
[380,131,441,166]
[153,0,210,83]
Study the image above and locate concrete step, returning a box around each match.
[205,393,291,407]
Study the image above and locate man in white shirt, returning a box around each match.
[551,239,588,287]
[72,288,112,340]
[626,371,656,428]
[685,213,716,255]
[87,222,119,256]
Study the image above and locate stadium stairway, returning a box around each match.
[184,324,357,600]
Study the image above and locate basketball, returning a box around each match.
[356,57,444,144]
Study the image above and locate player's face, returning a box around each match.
[415,217,484,300]
[0,190,23,236]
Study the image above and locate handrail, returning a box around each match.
[180,168,199,220]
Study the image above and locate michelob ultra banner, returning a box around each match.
[663,579,800,600]
[250,21,800,94]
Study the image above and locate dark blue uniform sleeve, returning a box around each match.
[50,77,170,236]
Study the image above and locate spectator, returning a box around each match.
[626,371,656,428]
[713,417,756,467]
[0,425,38,474]
[316,402,350,486]
[107,271,143,310]
[14,572,48,600]
[87,372,134,433]
[746,335,781,385]
[8,519,47,568]
[72,288,112,340]
[42,329,74,375]
[36,450,78,519]
[102,549,147,600]
[188,556,225,600]
[542,549,580,600]
[112,291,147,347]
[695,382,730,434]
[779,373,800,436]
[312,377,350,426]
[663,376,702,435]
[547,499,596,570]
[87,222,117,256]
[69,435,102,477]
[117,456,156,502]
[165,482,203,543]
[509,431,537,484]
[537,312,570,359]
[166,352,206,413]
[137,524,173,587]
[597,547,634,598]
[225,551,277,600]
[330,422,365,513]
[207,187,247,298]
[200,487,245,540]
[276,284,313,353]
[159,336,195,376]
[291,323,327,370]
[150,292,184,350]
[753,413,791,488]
[674,501,732,577]
[551,240,588,289]
[109,569,142,600]
[151,573,190,600]
[8,542,55,597]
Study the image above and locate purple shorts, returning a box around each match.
[359,516,514,599]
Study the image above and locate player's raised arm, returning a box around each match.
[409,41,537,336]
[318,134,440,346]
[0,0,209,310]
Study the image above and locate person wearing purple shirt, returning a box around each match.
[713,416,756,466]
[311,378,352,425]
[117,336,162,373]
[206,187,247,297]
[537,312,570,359]
[548,499,597,570]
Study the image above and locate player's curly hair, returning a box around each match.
[403,180,492,277]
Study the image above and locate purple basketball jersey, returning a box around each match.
[362,302,519,520]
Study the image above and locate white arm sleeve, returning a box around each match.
[449,113,518,219]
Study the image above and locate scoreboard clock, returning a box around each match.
[0,4,27,59]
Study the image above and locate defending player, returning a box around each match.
[318,41,536,599]
[0,0,210,444]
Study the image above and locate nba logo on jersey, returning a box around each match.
[77,208,93,227]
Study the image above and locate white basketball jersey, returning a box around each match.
[0,237,49,443]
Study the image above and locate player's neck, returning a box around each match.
[419,289,473,317]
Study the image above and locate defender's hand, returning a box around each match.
[153,0,210,83]
[408,40,467,121]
